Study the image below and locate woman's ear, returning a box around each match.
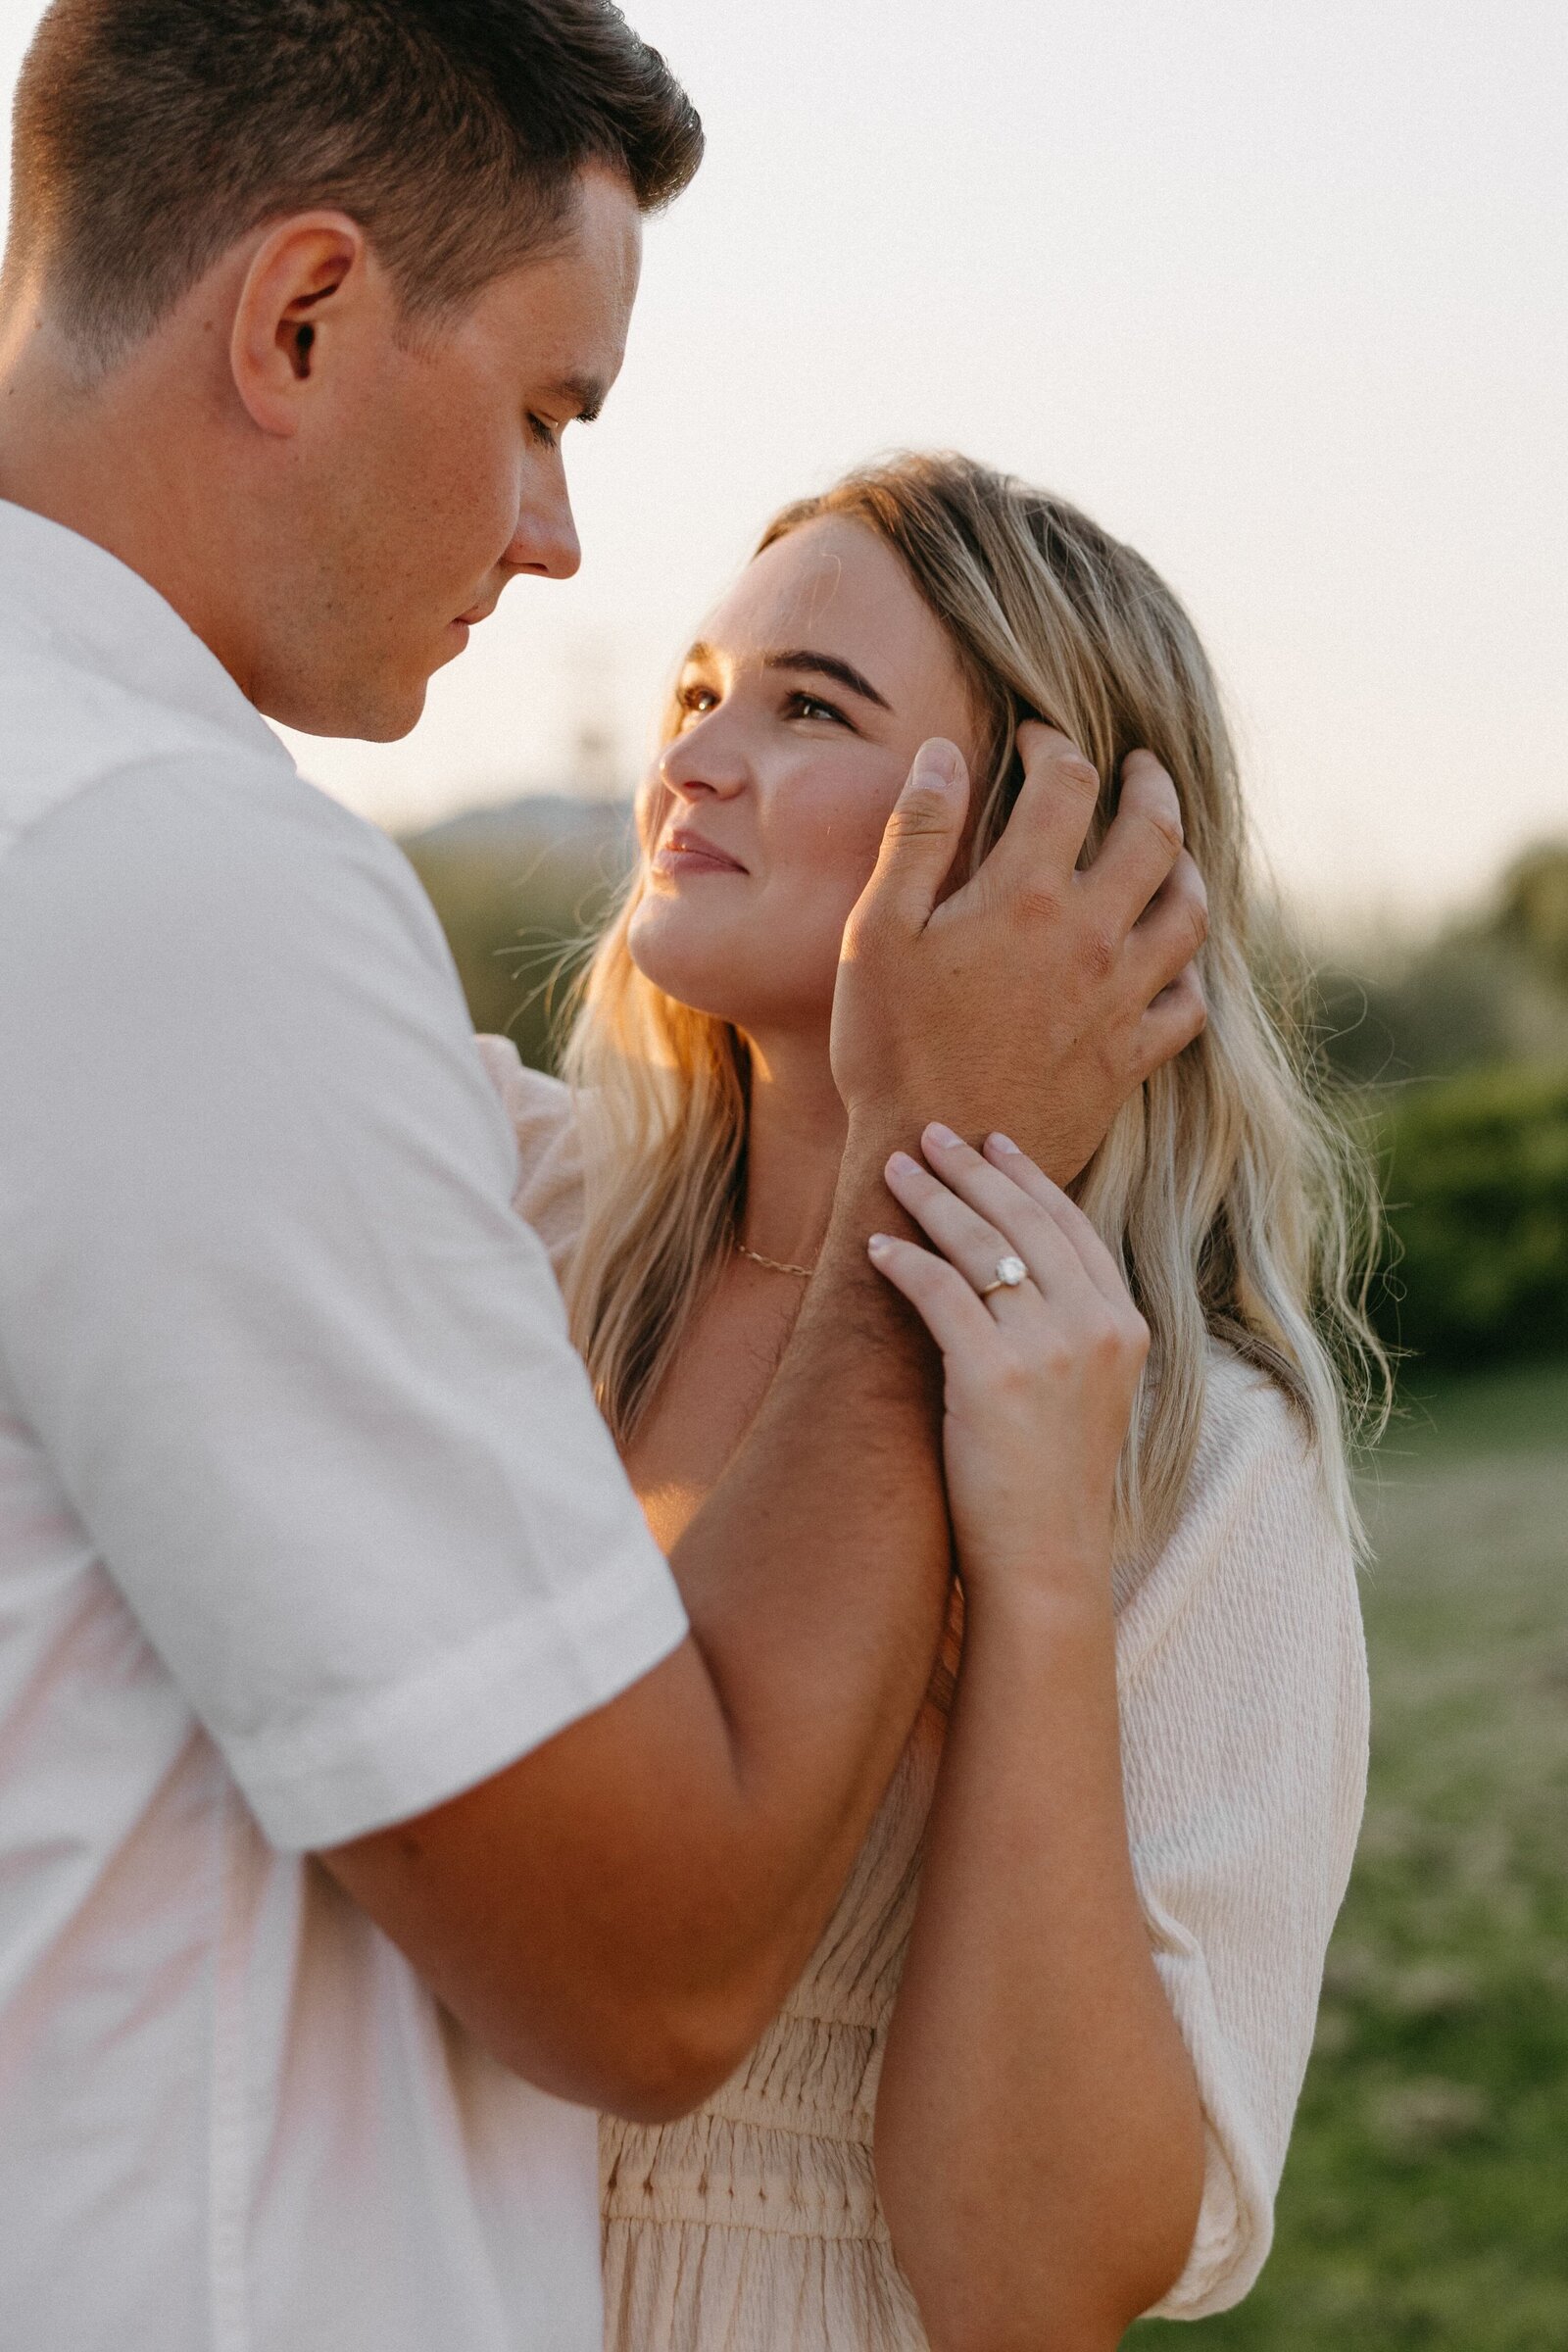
[228,212,369,437]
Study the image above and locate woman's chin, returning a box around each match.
[626,944,814,1037]
[627,905,839,1036]
[626,926,745,1025]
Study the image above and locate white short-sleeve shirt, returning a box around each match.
[0,501,688,2351]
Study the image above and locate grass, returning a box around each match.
[1132,1360,1568,2347]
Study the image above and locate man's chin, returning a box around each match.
[264,674,431,745]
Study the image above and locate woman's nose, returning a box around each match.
[658,715,750,800]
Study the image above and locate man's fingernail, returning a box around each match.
[911,740,963,791]
[925,1122,962,1150]
[987,1133,1021,1155]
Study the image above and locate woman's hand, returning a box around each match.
[869,1122,1149,1595]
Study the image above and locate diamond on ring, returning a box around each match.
[976,1254,1030,1302]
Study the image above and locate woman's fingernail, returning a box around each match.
[887,1151,920,1179]
[925,1122,962,1150]
[987,1133,1021,1154]
[868,1233,894,1256]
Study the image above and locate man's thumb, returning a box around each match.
[864,740,970,928]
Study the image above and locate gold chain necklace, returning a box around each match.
[735,1240,818,1280]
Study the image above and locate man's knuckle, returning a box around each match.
[1146,808,1185,861]
[1081,922,1118,983]
[890,790,956,840]
[1057,753,1101,801]
[1013,876,1065,927]
[1178,979,1209,1041]
[1182,898,1210,956]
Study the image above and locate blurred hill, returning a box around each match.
[402,793,636,1070]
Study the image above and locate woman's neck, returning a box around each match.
[740,1028,848,1274]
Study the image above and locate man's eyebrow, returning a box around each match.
[761,649,892,711]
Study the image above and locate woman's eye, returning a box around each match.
[675,684,718,723]
[787,692,850,727]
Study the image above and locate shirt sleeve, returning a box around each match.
[1113,1357,1370,2321]
[0,756,687,1853]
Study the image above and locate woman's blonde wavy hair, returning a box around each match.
[560,452,1388,1559]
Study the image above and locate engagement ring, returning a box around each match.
[976,1254,1029,1300]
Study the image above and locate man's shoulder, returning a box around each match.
[0,714,458,1092]
[0,661,420,933]
[0,604,393,884]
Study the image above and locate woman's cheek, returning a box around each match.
[796,778,901,895]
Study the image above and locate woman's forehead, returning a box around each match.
[694,515,950,677]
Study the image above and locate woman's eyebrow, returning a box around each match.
[763,650,893,711]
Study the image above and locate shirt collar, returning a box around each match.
[0,498,293,767]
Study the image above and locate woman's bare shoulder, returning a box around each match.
[475,1034,586,1280]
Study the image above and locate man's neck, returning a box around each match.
[740,1027,849,1274]
[0,295,254,700]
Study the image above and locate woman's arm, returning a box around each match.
[875,1576,1203,2351]
[866,1136,1205,2352]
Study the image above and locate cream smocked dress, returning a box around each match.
[480,1040,1371,2352]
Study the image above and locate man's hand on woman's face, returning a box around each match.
[830,722,1208,1183]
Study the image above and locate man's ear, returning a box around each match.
[229,212,371,437]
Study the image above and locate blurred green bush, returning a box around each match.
[1311,845,1568,1090]
[1377,1067,1568,1368]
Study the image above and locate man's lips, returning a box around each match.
[653,827,748,878]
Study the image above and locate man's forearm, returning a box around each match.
[319,1131,955,2123]
[667,1125,954,1993]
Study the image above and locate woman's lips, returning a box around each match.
[653,830,748,878]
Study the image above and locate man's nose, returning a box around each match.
[505,483,582,582]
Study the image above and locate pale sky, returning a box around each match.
[2,0,1563,927]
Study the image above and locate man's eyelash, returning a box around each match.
[526,415,564,450]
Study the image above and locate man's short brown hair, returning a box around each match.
[6,0,704,369]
